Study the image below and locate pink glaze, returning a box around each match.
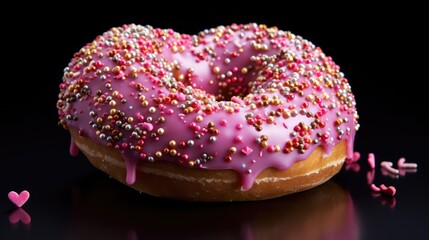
[69,137,79,156]
[345,151,360,163]
[57,24,359,190]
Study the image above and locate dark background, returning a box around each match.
[1,4,428,239]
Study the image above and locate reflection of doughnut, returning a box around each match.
[69,176,359,240]
[58,24,359,201]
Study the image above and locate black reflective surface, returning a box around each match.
[1,5,428,240]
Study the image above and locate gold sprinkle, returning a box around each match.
[157,128,165,135]
[229,147,237,153]
[213,66,220,74]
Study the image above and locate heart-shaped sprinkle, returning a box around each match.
[8,190,30,207]
[9,208,31,224]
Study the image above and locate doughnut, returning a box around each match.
[57,23,359,201]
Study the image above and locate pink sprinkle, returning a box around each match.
[370,184,381,192]
[231,96,244,105]
[379,184,388,191]
[236,123,243,130]
[235,135,244,143]
[282,122,288,129]
[397,157,418,169]
[398,157,406,166]
[166,109,174,115]
[380,185,396,196]
[241,146,254,156]
[8,190,30,208]
[381,161,399,175]
[9,208,31,224]
[267,145,276,152]
[367,169,375,185]
[367,153,375,169]
[176,93,186,101]
[353,152,361,162]
[220,119,228,126]
[141,122,153,131]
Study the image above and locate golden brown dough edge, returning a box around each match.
[70,129,346,201]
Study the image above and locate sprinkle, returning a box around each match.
[353,151,361,161]
[241,146,254,156]
[397,158,418,169]
[229,147,237,153]
[8,190,30,208]
[367,169,375,185]
[381,161,399,175]
[380,184,396,197]
[370,184,380,192]
[9,208,31,224]
[141,122,153,131]
[219,119,228,126]
[231,96,244,105]
[367,153,375,169]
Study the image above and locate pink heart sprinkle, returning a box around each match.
[9,208,31,224]
[8,190,30,208]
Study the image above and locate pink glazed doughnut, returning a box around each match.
[57,23,359,201]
